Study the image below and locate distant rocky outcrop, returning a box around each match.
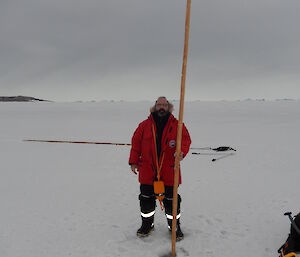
[0,96,49,102]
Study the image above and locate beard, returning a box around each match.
[157,108,168,117]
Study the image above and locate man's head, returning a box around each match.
[151,96,174,117]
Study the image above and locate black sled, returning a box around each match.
[278,212,300,257]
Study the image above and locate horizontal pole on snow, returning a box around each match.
[23,139,131,146]
[192,152,234,155]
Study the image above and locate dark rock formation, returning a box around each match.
[0,96,49,102]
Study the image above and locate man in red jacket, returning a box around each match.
[129,96,191,240]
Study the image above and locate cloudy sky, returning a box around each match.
[1,0,300,101]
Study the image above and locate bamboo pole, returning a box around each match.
[23,139,131,146]
[171,0,191,256]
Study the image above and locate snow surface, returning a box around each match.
[1,100,299,257]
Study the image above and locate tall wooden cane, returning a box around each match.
[171,0,191,256]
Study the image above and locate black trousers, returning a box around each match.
[139,184,181,223]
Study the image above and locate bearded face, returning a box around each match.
[155,98,169,117]
[157,108,167,117]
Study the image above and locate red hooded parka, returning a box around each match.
[129,113,191,186]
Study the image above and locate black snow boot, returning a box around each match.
[176,223,184,241]
[137,217,154,237]
[167,219,184,241]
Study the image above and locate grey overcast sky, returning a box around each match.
[1,0,300,101]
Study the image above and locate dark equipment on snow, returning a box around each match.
[285,212,300,236]
[191,146,236,162]
[190,146,236,151]
[211,146,236,152]
[278,212,300,257]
